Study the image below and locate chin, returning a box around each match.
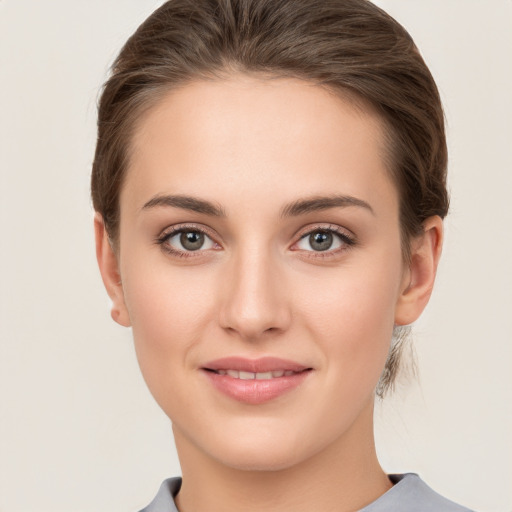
[202,425,317,472]
[213,445,304,472]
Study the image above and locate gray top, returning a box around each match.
[139,473,474,512]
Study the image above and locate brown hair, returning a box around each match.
[91,0,448,396]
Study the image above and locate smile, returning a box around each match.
[202,357,312,404]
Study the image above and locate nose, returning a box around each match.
[218,246,292,341]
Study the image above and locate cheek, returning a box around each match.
[298,259,402,384]
[120,259,218,404]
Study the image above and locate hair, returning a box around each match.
[91,0,448,396]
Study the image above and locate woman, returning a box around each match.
[92,0,474,510]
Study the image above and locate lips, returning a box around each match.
[202,357,312,405]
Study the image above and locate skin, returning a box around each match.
[95,74,443,512]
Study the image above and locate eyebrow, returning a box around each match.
[141,193,374,218]
[142,194,226,217]
[280,195,374,217]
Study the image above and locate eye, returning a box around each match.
[293,227,355,253]
[157,226,219,256]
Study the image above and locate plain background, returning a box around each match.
[1,1,511,511]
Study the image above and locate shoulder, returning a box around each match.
[359,473,475,512]
[138,477,181,512]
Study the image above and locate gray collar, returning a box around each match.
[139,473,474,512]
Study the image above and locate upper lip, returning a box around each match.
[202,356,311,373]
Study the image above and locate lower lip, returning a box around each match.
[203,370,311,405]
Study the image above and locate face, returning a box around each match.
[104,74,424,471]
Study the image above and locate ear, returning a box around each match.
[94,213,131,327]
[394,215,444,326]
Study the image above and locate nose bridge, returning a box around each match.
[219,241,290,340]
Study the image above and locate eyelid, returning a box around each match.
[295,222,354,239]
[157,222,219,241]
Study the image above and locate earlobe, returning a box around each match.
[394,216,444,326]
[94,213,131,327]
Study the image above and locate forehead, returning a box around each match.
[124,74,397,218]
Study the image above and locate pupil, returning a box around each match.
[180,231,204,251]
[310,231,333,251]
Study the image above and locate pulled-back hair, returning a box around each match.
[91,0,448,396]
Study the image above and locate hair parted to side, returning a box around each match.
[91,0,448,396]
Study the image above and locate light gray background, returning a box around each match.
[1,1,511,511]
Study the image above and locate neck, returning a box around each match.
[173,400,392,512]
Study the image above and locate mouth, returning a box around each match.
[201,357,313,404]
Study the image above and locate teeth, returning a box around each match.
[256,371,273,380]
[214,369,298,379]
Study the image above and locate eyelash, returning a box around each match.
[155,223,356,259]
